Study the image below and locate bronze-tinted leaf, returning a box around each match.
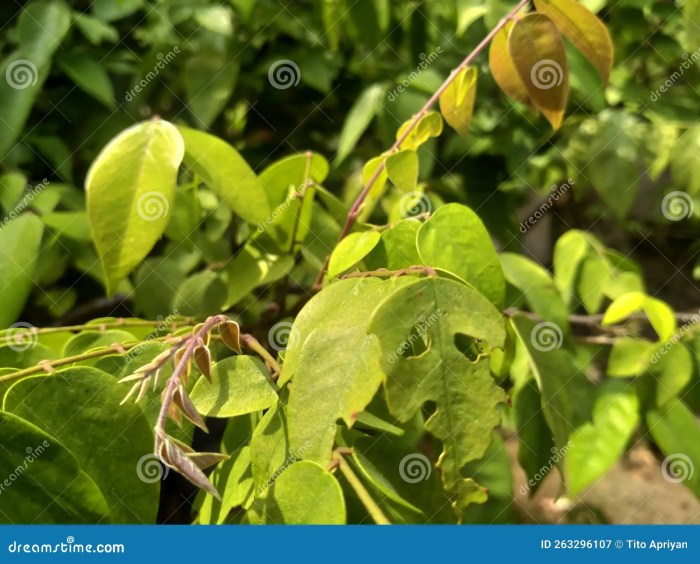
[159,438,219,499]
[173,385,208,432]
[489,20,530,103]
[439,67,478,140]
[165,436,229,470]
[534,0,613,85]
[174,347,191,385]
[193,322,211,346]
[508,13,569,130]
[193,344,212,381]
[219,320,242,354]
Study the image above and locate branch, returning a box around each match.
[313,0,530,290]
[332,449,390,525]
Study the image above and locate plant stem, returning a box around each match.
[340,265,437,280]
[313,0,530,290]
[241,333,282,379]
[334,451,391,525]
[1,317,195,338]
[0,336,176,384]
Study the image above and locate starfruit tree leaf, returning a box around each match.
[190,356,278,418]
[489,20,530,103]
[327,230,381,279]
[0,411,110,524]
[3,367,158,523]
[177,125,271,225]
[248,461,345,524]
[86,119,184,295]
[385,149,419,193]
[283,277,414,465]
[416,203,505,309]
[508,13,569,129]
[0,214,44,328]
[647,401,700,498]
[439,66,477,139]
[534,0,613,86]
[369,277,507,514]
[334,83,387,165]
[565,380,639,495]
[364,219,422,270]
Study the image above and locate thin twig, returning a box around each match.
[340,265,437,280]
[313,0,531,290]
[333,450,390,525]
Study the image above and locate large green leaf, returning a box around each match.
[3,367,158,523]
[0,0,71,157]
[177,126,271,224]
[0,411,110,524]
[369,277,506,514]
[248,461,345,524]
[0,214,44,328]
[86,119,184,295]
[190,356,277,418]
[565,381,638,494]
[416,203,505,308]
[285,277,413,464]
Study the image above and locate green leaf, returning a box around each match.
[364,219,422,270]
[184,54,238,128]
[250,403,291,494]
[385,150,419,193]
[489,20,530,103]
[577,255,608,314]
[334,83,386,164]
[0,1,71,156]
[508,13,569,129]
[565,381,639,494]
[0,214,44,328]
[0,411,110,524]
[91,0,143,21]
[553,230,589,308]
[173,271,227,318]
[607,337,653,377]
[369,277,506,514]
[56,51,115,108]
[259,152,329,206]
[3,367,158,523]
[62,329,136,358]
[86,119,184,295]
[439,67,478,140]
[510,314,592,451]
[396,111,444,151]
[647,401,700,498]
[190,356,277,418]
[196,446,253,524]
[327,231,381,279]
[417,203,505,308]
[533,0,613,86]
[602,291,646,325]
[649,344,693,407]
[249,461,345,524]
[602,292,676,341]
[177,126,271,224]
[284,277,413,464]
